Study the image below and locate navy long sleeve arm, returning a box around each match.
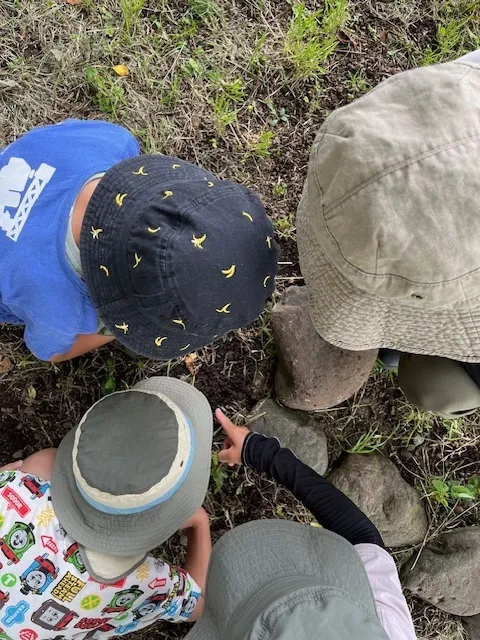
[243,433,384,548]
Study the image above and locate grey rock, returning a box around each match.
[271,286,377,411]
[249,397,328,475]
[328,453,428,548]
[402,527,480,616]
[463,614,480,640]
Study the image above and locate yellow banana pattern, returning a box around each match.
[191,234,207,249]
[133,253,142,269]
[173,319,186,330]
[93,167,275,353]
[221,265,236,279]
[115,323,129,334]
[216,303,231,314]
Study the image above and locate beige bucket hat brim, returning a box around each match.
[297,193,480,362]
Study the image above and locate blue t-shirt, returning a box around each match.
[0,119,139,359]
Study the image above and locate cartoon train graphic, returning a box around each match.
[84,623,116,639]
[0,472,15,489]
[0,522,35,564]
[19,475,50,500]
[63,542,86,574]
[31,599,78,632]
[101,585,144,614]
[20,554,59,595]
[132,591,169,620]
[0,591,9,612]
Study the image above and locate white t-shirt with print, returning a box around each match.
[0,470,200,639]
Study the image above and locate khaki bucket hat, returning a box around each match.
[185,520,388,640]
[51,376,212,583]
[297,59,480,361]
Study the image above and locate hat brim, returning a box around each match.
[51,377,212,558]
[185,520,380,640]
[297,193,480,362]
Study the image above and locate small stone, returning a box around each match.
[402,527,480,616]
[463,613,480,639]
[12,449,24,460]
[249,397,328,475]
[328,453,428,547]
[271,286,377,410]
[0,356,12,373]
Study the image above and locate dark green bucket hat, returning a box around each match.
[185,520,388,640]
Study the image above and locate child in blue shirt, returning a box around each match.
[0,120,278,361]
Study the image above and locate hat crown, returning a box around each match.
[307,61,480,307]
[73,389,193,512]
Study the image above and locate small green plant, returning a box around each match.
[273,212,296,239]
[246,130,274,158]
[348,70,371,97]
[211,93,238,133]
[85,67,127,116]
[189,0,222,27]
[285,0,349,79]
[347,427,388,454]
[273,181,288,197]
[422,0,479,64]
[211,453,228,494]
[429,475,480,507]
[120,0,146,37]
[265,99,289,126]
[100,360,117,396]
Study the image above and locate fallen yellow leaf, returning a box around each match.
[112,64,129,77]
[184,352,198,375]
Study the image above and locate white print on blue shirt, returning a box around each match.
[0,157,55,242]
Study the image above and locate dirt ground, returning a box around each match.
[1,1,480,638]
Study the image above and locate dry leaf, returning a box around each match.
[0,357,12,373]
[184,352,198,375]
[113,64,129,77]
[337,30,358,48]
[27,384,37,400]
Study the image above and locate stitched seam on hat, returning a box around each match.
[461,282,480,345]
[321,133,480,216]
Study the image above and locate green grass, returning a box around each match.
[422,0,480,64]
[285,0,349,78]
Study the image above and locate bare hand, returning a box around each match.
[180,507,209,531]
[216,409,250,467]
[0,461,23,472]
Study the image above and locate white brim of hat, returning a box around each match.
[185,520,383,640]
[297,195,480,362]
[51,377,212,580]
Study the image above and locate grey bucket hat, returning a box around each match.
[297,59,480,361]
[51,376,212,583]
[185,520,388,640]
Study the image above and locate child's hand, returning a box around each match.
[216,409,250,467]
[0,461,23,472]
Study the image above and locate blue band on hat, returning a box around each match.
[76,416,195,515]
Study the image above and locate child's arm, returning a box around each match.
[180,507,212,621]
[216,409,383,547]
[49,333,115,362]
